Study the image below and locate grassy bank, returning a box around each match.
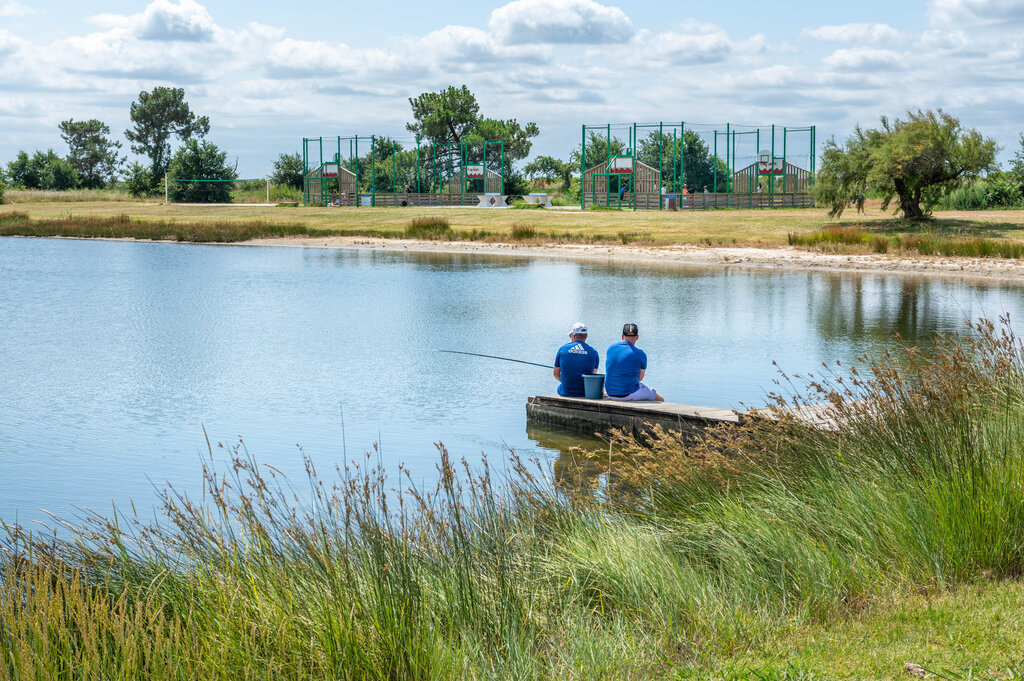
[790,224,1024,258]
[4,321,1024,679]
[4,199,1024,251]
[0,211,383,242]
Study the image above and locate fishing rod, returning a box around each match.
[433,349,552,369]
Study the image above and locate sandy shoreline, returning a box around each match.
[243,235,1024,282]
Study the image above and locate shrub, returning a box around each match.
[404,216,451,240]
[124,162,156,197]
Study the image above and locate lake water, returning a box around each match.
[2,237,1023,526]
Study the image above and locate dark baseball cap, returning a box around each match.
[622,323,639,336]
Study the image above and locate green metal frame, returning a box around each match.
[581,122,816,209]
[302,135,507,206]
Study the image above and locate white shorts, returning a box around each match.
[606,383,659,401]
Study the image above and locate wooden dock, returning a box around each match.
[526,395,837,437]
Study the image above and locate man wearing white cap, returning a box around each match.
[553,322,600,398]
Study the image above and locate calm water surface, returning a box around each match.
[2,237,1023,525]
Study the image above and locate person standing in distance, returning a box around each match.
[605,323,664,401]
[553,322,600,397]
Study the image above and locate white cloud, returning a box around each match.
[137,0,217,42]
[0,28,26,58]
[489,0,633,44]
[929,0,1024,25]
[822,47,906,71]
[0,1,33,17]
[803,23,910,45]
[88,0,218,41]
[633,21,733,66]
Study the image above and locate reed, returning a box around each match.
[4,320,1024,678]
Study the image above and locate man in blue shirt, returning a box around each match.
[605,323,664,402]
[553,322,600,397]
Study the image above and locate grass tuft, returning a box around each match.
[509,222,537,240]
[404,216,451,240]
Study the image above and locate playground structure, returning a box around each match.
[303,136,505,207]
[580,122,816,210]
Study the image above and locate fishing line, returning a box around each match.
[433,349,552,369]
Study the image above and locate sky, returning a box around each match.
[1,0,1022,177]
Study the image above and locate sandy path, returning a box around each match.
[243,236,1024,282]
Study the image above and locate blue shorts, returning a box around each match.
[606,383,659,401]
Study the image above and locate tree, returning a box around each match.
[6,149,79,190]
[816,109,997,220]
[166,139,236,203]
[524,155,573,189]
[1010,132,1024,200]
[405,85,540,196]
[125,87,210,186]
[571,132,626,170]
[271,152,304,190]
[467,117,539,195]
[59,118,123,189]
[406,85,480,144]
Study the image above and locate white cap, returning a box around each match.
[570,322,588,335]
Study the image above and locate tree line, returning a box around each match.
[1,86,1023,217]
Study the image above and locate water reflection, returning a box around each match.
[2,238,1023,526]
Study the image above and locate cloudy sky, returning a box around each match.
[1,0,1022,177]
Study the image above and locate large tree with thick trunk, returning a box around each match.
[816,109,997,220]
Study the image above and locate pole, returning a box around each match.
[754,128,760,196]
[500,140,505,195]
[266,178,269,203]
[658,121,663,210]
[164,173,168,203]
[354,135,359,206]
[680,121,685,193]
[783,127,788,193]
[725,123,730,195]
[392,140,396,197]
[416,136,421,195]
[371,135,376,207]
[606,124,611,207]
[580,125,586,209]
[713,131,718,193]
[810,125,816,187]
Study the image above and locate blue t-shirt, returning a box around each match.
[605,340,647,396]
[554,341,599,397]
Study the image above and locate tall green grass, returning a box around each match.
[5,320,1024,677]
